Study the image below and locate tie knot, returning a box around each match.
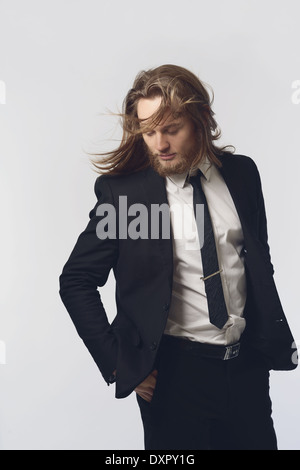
[188,169,203,188]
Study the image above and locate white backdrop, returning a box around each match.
[0,0,299,450]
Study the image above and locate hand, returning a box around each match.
[135,369,158,403]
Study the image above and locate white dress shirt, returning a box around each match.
[164,157,247,345]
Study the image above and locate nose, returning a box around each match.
[156,133,170,153]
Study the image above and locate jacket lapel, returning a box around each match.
[217,154,256,243]
[141,166,174,286]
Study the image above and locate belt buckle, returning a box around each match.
[223,343,240,360]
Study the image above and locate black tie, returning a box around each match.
[189,170,229,329]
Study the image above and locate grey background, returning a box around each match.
[0,0,299,450]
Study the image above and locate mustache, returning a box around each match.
[146,148,176,158]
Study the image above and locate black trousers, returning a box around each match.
[136,335,277,450]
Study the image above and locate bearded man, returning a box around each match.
[59,64,297,450]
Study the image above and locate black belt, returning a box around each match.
[161,334,241,361]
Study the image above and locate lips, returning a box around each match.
[159,153,176,160]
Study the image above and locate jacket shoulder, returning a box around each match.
[219,151,256,167]
[95,167,148,185]
[218,152,260,177]
[93,167,151,200]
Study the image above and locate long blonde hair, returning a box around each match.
[90,64,234,174]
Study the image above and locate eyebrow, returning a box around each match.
[142,120,182,133]
[160,121,182,131]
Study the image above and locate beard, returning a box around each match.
[144,140,201,177]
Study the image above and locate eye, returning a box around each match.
[166,124,182,135]
[145,131,155,137]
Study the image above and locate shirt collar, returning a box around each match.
[166,156,212,189]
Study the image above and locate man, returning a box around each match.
[59,64,297,450]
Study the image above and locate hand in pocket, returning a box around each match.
[135,369,158,403]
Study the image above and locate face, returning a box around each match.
[137,96,200,177]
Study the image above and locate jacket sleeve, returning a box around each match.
[59,175,119,384]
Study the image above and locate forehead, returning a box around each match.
[137,96,162,120]
[137,96,180,128]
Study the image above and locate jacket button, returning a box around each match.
[150,342,157,351]
[163,303,170,312]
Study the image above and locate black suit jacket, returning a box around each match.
[59,153,297,398]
